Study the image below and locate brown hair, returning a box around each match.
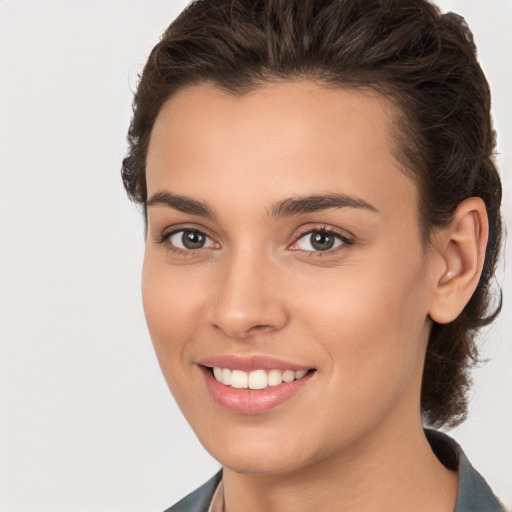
[122,0,502,428]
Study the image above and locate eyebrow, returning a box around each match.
[146,191,216,219]
[146,191,379,220]
[268,193,379,219]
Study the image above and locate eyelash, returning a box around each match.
[157,226,218,257]
[157,225,354,257]
[291,225,354,257]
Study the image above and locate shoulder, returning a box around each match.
[425,429,506,512]
[163,470,223,512]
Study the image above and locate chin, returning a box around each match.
[196,423,323,476]
[214,447,311,476]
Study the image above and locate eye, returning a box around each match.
[166,229,217,251]
[293,229,349,252]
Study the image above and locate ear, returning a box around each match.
[428,197,489,324]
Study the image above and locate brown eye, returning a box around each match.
[310,232,335,251]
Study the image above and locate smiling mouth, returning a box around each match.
[209,367,313,389]
[200,363,316,414]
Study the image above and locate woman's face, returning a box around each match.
[143,82,438,475]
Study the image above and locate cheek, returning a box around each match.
[141,257,205,383]
[294,250,430,404]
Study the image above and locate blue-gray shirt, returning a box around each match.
[165,429,505,511]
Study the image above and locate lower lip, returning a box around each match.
[200,366,314,414]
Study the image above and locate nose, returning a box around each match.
[207,249,289,339]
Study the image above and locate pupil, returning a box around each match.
[311,232,334,251]
[182,231,205,249]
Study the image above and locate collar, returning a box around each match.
[425,429,504,511]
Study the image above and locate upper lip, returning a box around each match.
[196,354,313,372]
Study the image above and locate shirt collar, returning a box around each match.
[208,478,224,512]
[425,429,504,511]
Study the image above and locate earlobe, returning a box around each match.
[428,198,489,324]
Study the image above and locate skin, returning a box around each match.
[142,81,487,511]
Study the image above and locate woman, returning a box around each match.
[122,0,505,510]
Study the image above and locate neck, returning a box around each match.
[222,417,458,512]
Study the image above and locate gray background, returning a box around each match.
[1,1,510,510]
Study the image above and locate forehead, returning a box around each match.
[146,81,418,223]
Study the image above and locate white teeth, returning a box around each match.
[282,370,295,383]
[212,367,309,389]
[267,369,283,386]
[221,368,232,386]
[248,369,267,390]
[231,369,248,389]
[295,369,308,379]
[213,367,223,381]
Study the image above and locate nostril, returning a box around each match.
[211,320,279,339]
[249,324,275,332]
